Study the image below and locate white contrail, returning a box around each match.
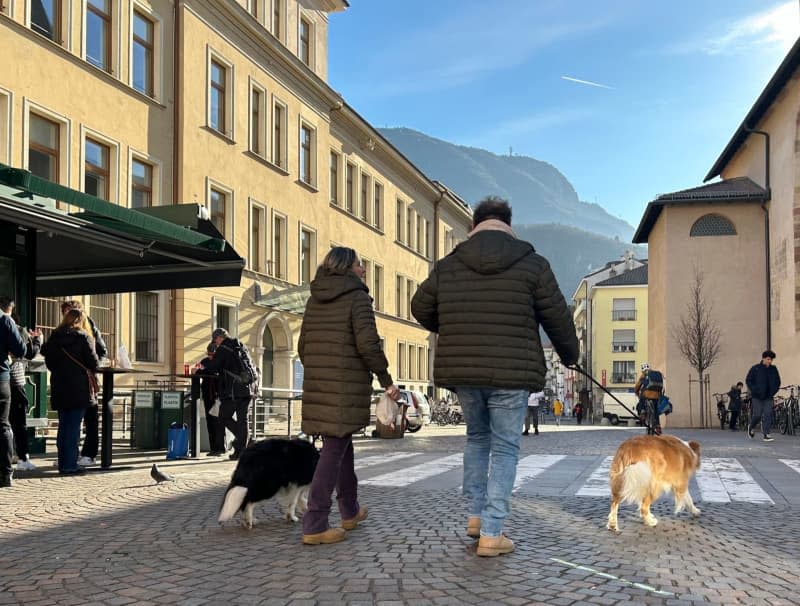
[561,75,614,89]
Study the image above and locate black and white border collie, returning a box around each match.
[218,438,319,529]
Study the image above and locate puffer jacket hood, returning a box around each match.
[455,231,534,275]
[309,266,368,303]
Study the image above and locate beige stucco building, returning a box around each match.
[0,0,472,395]
[630,40,800,426]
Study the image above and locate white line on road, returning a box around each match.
[513,454,566,492]
[576,456,612,496]
[361,453,463,486]
[354,452,417,470]
[550,558,676,597]
[697,458,773,504]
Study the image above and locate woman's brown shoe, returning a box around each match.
[466,516,481,538]
[302,527,346,545]
[476,534,514,557]
[342,507,368,530]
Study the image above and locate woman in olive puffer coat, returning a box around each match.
[298,247,400,545]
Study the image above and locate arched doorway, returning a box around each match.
[261,325,274,387]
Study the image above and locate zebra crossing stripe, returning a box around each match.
[696,458,773,504]
[513,455,566,492]
[361,453,463,486]
[779,458,800,475]
[576,456,612,497]
[354,453,417,470]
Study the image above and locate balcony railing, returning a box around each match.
[612,373,637,384]
[612,341,637,353]
[612,310,637,321]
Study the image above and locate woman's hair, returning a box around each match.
[59,308,85,329]
[322,246,358,274]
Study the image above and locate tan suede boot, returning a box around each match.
[302,527,346,545]
[476,534,514,557]
[466,516,481,538]
[342,507,368,530]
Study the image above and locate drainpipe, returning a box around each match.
[744,127,771,349]
[170,0,184,374]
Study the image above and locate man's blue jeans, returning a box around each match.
[456,387,527,537]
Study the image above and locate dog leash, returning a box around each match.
[568,364,653,432]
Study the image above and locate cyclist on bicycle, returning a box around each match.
[635,362,664,435]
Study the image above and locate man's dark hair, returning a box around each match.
[472,196,512,226]
[0,296,13,312]
[762,350,776,359]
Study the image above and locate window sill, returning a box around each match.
[296,179,318,193]
[244,150,290,176]
[393,240,432,262]
[329,202,385,235]
[202,125,236,144]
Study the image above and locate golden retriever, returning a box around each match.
[606,434,701,531]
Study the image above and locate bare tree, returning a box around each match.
[671,268,722,427]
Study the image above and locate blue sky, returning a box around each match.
[328,0,800,227]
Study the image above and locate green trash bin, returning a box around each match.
[133,390,159,449]
[25,370,48,454]
[157,391,184,449]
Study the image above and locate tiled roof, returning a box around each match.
[595,264,648,287]
[632,177,767,243]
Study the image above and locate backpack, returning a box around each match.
[642,370,664,399]
[657,394,673,416]
[220,341,259,387]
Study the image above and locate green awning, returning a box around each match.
[0,165,226,251]
[0,167,244,296]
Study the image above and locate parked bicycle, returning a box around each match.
[713,392,729,429]
[777,385,800,435]
[430,399,464,425]
[739,393,752,432]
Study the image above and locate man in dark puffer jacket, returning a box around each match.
[412,196,578,557]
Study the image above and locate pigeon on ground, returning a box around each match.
[151,463,174,484]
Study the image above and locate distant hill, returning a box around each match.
[380,127,635,241]
[515,224,646,296]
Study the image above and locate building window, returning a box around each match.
[86,0,112,71]
[395,274,404,317]
[612,361,636,384]
[690,214,737,237]
[345,162,355,214]
[406,278,414,320]
[397,342,405,380]
[272,100,287,169]
[272,213,287,279]
[132,10,154,97]
[612,329,636,353]
[299,16,311,66]
[329,151,340,205]
[406,208,414,249]
[0,90,9,165]
[250,203,267,273]
[90,294,117,358]
[612,298,636,321]
[415,214,423,254]
[396,198,405,242]
[418,346,425,380]
[300,227,315,284]
[31,0,61,41]
[373,264,383,311]
[249,84,266,156]
[299,122,315,185]
[248,0,260,20]
[28,114,60,182]
[135,291,159,362]
[209,187,227,236]
[409,344,416,380]
[360,173,370,222]
[214,301,237,334]
[361,258,371,289]
[131,157,153,208]
[272,0,283,42]
[209,58,227,134]
[444,228,454,253]
[85,138,110,200]
[373,182,383,230]
[424,219,431,257]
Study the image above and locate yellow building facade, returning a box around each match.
[0,0,472,394]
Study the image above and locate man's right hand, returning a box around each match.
[385,385,401,401]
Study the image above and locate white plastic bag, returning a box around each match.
[376,393,398,427]
[208,398,221,417]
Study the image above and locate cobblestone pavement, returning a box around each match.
[2,425,800,605]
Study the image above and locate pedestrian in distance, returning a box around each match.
[202,328,257,460]
[727,382,744,431]
[574,400,584,425]
[746,350,781,442]
[41,309,100,475]
[298,246,401,545]
[60,300,107,468]
[198,342,226,456]
[0,296,25,487]
[8,313,42,471]
[553,398,563,427]
[523,391,542,436]
[411,196,579,557]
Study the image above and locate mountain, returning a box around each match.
[379,127,635,241]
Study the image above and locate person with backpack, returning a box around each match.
[727,381,744,431]
[202,328,258,460]
[634,362,664,435]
